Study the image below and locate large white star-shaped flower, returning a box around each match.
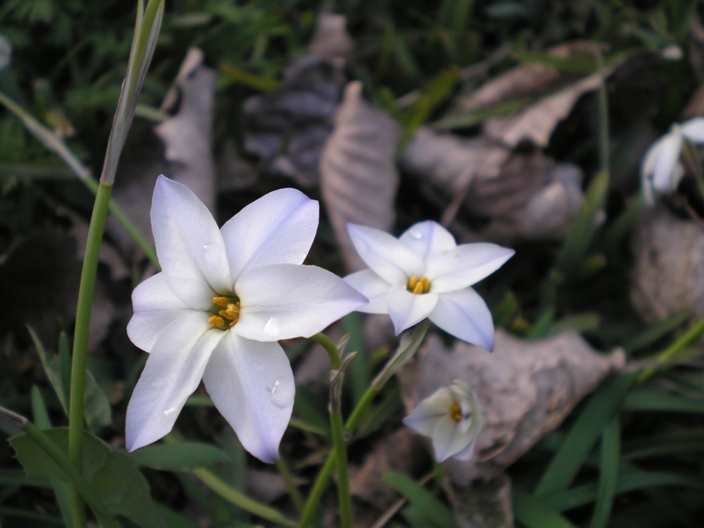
[344,221,513,351]
[404,380,483,462]
[126,176,367,462]
[641,117,704,206]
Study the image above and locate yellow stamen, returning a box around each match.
[213,296,229,307]
[208,315,225,327]
[451,403,463,422]
[408,276,430,294]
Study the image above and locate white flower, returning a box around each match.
[126,176,367,462]
[404,380,483,462]
[641,117,704,206]
[344,221,513,351]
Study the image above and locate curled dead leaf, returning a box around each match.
[400,127,584,243]
[399,330,625,486]
[244,13,352,186]
[320,81,403,271]
[631,206,704,323]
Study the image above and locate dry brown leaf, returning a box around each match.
[154,47,217,212]
[483,71,607,148]
[308,13,354,63]
[320,81,403,271]
[446,474,513,528]
[399,330,625,486]
[631,206,704,323]
[349,428,427,510]
[452,41,599,114]
[244,13,351,186]
[400,127,584,243]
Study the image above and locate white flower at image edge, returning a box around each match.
[344,221,514,351]
[641,117,704,206]
[126,176,367,462]
[404,380,483,462]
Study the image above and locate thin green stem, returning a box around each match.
[330,411,353,528]
[276,455,305,514]
[191,468,297,527]
[67,182,112,528]
[637,316,704,384]
[310,333,341,370]
[346,385,379,431]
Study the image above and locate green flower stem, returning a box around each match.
[310,333,341,370]
[191,468,297,527]
[275,455,304,514]
[68,181,112,528]
[330,411,353,528]
[637,316,704,384]
[0,408,122,528]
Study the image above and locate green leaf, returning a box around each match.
[622,308,691,352]
[535,374,634,496]
[557,169,609,279]
[382,471,457,528]
[28,327,112,431]
[588,416,620,528]
[10,427,166,528]
[128,442,231,471]
[512,489,578,528]
[622,389,704,413]
[623,428,704,460]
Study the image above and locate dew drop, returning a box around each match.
[163,407,177,416]
[270,380,280,395]
[409,229,423,240]
[264,317,280,337]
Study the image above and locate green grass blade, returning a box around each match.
[588,415,620,528]
[382,471,457,528]
[513,489,578,528]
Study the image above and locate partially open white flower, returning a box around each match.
[641,118,704,206]
[126,176,367,462]
[404,380,483,462]
[344,221,513,351]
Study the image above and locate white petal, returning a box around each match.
[451,433,480,461]
[399,221,456,259]
[429,288,495,351]
[127,272,191,352]
[681,118,704,143]
[449,381,483,461]
[151,176,232,310]
[235,264,368,341]
[431,415,467,462]
[347,224,424,284]
[426,243,514,293]
[343,270,390,314]
[404,387,454,437]
[387,284,438,335]
[221,188,318,280]
[202,332,294,463]
[651,130,682,194]
[126,312,224,451]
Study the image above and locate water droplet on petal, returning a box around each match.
[409,229,423,240]
[270,380,280,394]
[163,408,177,416]
[264,317,280,337]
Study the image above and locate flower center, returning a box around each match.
[450,403,463,422]
[407,276,430,294]
[208,295,240,329]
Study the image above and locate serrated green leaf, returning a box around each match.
[10,427,166,528]
[128,442,231,471]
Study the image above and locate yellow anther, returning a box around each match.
[213,296,229,307]
[451,403,463,422]
[208,315,225,327]
[408,276,430,294]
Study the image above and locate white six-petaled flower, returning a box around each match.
[126,176,367,462]
[404,380,483,462]
[344,221,513,351]
[641,117,704,206]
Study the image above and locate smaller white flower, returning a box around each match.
[344,221,514,351]
[404,380,483,462]
[641,117,704,206]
